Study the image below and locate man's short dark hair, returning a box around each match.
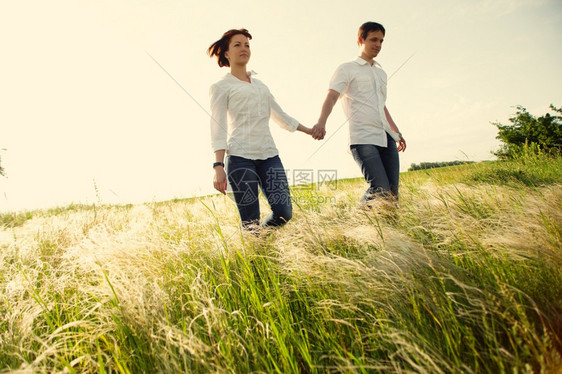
[358,22,386,42]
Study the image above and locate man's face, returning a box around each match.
[359,30,384,60]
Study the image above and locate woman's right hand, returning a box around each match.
[311,123,326,140]
[213,167,227,195]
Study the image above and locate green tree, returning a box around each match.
[492,105,562,159]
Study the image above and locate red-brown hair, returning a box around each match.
[207,28,253,67]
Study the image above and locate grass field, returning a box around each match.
[1,153,561,373]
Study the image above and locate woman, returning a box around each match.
[208,28,313,229]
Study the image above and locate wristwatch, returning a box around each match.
[213,162,225,168]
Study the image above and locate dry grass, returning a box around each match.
[1,158,561,373]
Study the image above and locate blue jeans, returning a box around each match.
[350,133,400,202]
[226,155,292,228]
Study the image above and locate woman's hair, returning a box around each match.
[358,22,386,44]
[207,28,253,67]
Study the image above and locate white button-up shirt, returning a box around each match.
[329,57,400,147]
[210,72,299,160]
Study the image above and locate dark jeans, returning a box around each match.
[350,133,400,202]
[226,155,292,228]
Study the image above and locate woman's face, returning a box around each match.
[225,34,251,66]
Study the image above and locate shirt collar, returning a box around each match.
[225,70,258,81]
[354,57,382,68]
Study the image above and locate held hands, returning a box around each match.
[298,124,323,140]
[311,123,326,140]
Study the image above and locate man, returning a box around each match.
[312,21,406,203]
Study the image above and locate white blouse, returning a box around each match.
[210,72,299,160]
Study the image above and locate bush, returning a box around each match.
[492,105,562,159]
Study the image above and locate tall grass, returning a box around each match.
[1,153,561,373]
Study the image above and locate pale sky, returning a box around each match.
[1,0,561,212]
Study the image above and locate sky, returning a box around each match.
[1,0,561,212]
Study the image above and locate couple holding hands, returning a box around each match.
[209,22,407,230]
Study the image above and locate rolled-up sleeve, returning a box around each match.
[269,93,299,132]
[209,84,228,151]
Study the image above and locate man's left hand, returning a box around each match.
[397,136,406,152]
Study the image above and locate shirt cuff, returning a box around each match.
[287,118,300,132]
[212,141,228,152]
[389,131,401,142]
